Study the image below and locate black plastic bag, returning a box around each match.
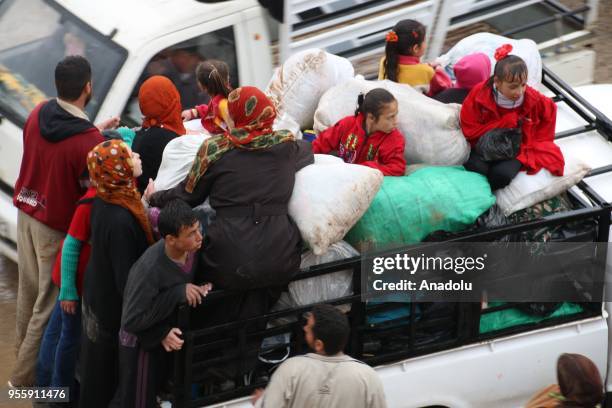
[475,127,522,161]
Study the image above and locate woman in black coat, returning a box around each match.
[147,86,313,321]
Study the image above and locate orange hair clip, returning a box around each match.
[386,30,399,43]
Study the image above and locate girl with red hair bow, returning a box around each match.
[460,45,564,190]
[378,19,451,96]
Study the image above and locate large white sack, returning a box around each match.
[314,78,469,165]
[266,49,355,129]
[313,153,343,166]
[289,162,383,255]
[435,32,542,87]
[288,241,358,306]
[154,133,209,191]
[496,153,591,216]
[183,118,205,132]
[273,111,302,139]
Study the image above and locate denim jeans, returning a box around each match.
[36,299,81,388]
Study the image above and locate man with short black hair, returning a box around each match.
[252,304,387,408]
[10,55,118,386]
[118,199,211,407]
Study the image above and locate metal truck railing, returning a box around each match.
[168,67,612,407]
[279,0,600,69]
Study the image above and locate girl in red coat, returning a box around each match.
[312,88,406,176]
[460,45,564,190]
[181,60,231,134]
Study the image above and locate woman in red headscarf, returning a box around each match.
[147,87,313,352]
[132,75,187,194]
[79,139,153,408]
[148,86,313,291]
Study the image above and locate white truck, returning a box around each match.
[0,0,602,262]
[170,73,612,408]
[1,1,611,407]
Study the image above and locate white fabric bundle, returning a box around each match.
[288,155,383,255]
[314,78,469,165]
[496,151,591,216]
[266,49,355,129]
[154,133,209,191]
[288,241,358,306]
[435,32,543,87]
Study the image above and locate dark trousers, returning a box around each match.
[79,304,118,408]
[464,150,522,191]
[36,299,81,391]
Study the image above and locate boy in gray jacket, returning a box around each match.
[119,199,211,407]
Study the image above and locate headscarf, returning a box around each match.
[87,139,155,244]
[139,75,186,135]
[185,86,294,193]
[557,353,603,407]
[454,52,491,89]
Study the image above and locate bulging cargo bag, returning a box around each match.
[345,166,496,252]
[154,133,209,191]
[314,78,470,166]
[435,32,543,87]
[289,155,384,255]
[475,127,522,161]
[265,48,355,129]
[260,241,359,364]
[346,166,495,330]
[495,151,591,216]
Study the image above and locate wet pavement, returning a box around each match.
[0,256,28,408]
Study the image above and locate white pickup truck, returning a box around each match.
[163,72,612,408]
[0,0,602,262]
[1,1,611,406]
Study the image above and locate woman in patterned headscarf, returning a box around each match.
[80,139,153,408]
[148,85,313,313]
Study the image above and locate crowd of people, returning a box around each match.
[7,16,601,408]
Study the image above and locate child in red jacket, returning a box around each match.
[460,45,564,190]
[312,88,406,176]
[181,60,231,134]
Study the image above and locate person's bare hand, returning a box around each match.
[251,388,264,405]
[185,283,209,307]
[96,116,120,131]
[182,109,193,121]
[200,283,213,297]
[161,327,184,352]
[143,179,155,203]
[182,109,198,122]
[60,300,77,315]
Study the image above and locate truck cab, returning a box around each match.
[0,0,273,262]
[0,0,602,262]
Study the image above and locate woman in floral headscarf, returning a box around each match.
[132,75,186,194]
[148,85,313,308]
[80,139,153,408]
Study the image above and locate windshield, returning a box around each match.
[0,0,126,124]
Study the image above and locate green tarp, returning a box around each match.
[345,166,496,251]
[480,302,584,333]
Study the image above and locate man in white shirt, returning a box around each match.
[252,304,387,408]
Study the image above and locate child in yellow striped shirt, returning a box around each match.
[378,19,451,96]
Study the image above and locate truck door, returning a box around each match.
[114,11,272,127]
